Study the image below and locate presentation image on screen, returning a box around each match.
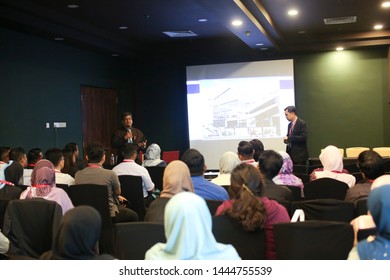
[186,59,295,170]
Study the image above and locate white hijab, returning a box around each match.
[142,143,165,167]
[145,192,240,260]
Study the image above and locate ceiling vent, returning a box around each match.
[162,30,198,38]
[324,16,357,25]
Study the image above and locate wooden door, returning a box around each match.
[81,86,117,164]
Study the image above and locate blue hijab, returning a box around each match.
[357,185,390,259]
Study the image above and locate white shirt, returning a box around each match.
[112,160,155,197]
[55,170,75,186]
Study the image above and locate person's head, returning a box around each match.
[61,148,76,174]
[51,205,102,260]
[45,148,64,169]
[121,112,133,128]
[30,159,56,197]
[4,161,24,185]
[27,148,43,167]
[226,163,266,231]
[181,148,205,176]
[237,141,254,160]
[121,143,138,160]
[9,147,27,168]
[258,150,283,179]
[145,143,162,161]
[250,139,264,162]
[278,151,294,175]
[371,174,390,191]
[357,150,385,181]
[64,143,79,158]
[85,142,105,164]
[284,105,297,122]
[218,151,241,175]
[319,145,343,172]
[0,147,10,163]
[160,160,194,198]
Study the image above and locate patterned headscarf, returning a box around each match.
[29,159,55,198]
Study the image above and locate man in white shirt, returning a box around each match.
[45,148,75,186]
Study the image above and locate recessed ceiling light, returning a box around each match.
[198,18,208,22]
[54,37,64,41]
[256,43,264,46]
[232,20,243,26]
[381,1,390,8]
[374,24,383,30]
[67,4,79,8]
[288,9,298,16]
[260,47,268,50]
[119,26,128,30]
[336,47,344,51]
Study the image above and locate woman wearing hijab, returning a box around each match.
[144,160,194,224]
[348,180,390,260]
[142,143,167,167]
[145,191,240,260]
[273,151,304,194]
[41,205,114,260]
[19,159,74,214]
[211,151,241,187]
[311,145,356,187]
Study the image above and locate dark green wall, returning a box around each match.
[1,28,389,159]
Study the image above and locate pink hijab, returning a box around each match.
[28,159,56,198]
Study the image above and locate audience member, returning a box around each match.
[9,147,27,168]
[0,230,9,255]
[40,205,114,260]
[61,148,79,178]
[142,143,167,167]
[112,143,155,206]
[45,148,75,186]
[144,160,194,224]
[250,139,264,162]
[145,192,240,260]
[348,181,390,260]
[273,151,304,195]
[311,145,356,187]
[0,147,12,190]
[237,141,257,167]
[181,148,229,201]
[20,159,74,214]
[64,142,87,171]
[75,142,138,223]
[23,148,43,185]
[210,151,241,187]
[258,150,293,202]
[0,161,23,199]
[345,150,385,206]
[215,163,290,259]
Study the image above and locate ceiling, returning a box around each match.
[0,0,389,63]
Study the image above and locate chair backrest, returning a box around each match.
[285,185,302,201]
[304,177,349,200]
[355,198,368,217]
[273,220,354,259]
[56,183,70,195]
[3,199,62,258]
[345,147,370,158]
[0,199,10,231]
[118,175,146,221]
[212,215,266,260]
[205,199,223,215]
[145,166,165,192]
[115,222,166,260]
[373,147,390,157]
[291,199,355,223]
[162,150,180,164]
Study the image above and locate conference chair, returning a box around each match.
[0,199,10,231]
[345,147,370,158]
[273,220,354,260]
[355,198,368,217]
[114,222,165,260]
[3,199,62,259]
[285,185,303,201]
[205,199,223,215]
[290,199,355,223]
[145,166,165,193]
[56,183,70,195]
[304,177,349,200]
[212,215,266,260]
[68,184,115,255]
[373,147,390,157]
[118,175,146,221]
[162,150,179,164]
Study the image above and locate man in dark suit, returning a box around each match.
[283,106,309,165]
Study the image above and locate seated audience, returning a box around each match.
[145,192,240,260]
[273,151,304,195]
[23,148,43,185]
[64,142,87,171]
[250,139,264,162]
[181,148,229,201]
[144,160,194,224]
[75,142,138,223]
[0,147,12,190]
[237,141,257,167]
[311,145,356,187]
[61,148,79,178]
[211,151,241,187]
[20,159,74,214]
[0,161,23,199]
[345,150,385,206]
[348,179,390,260]
[9,147,27,168]
[142,143,167,167]
[258,150,293,202]
[40,205,114,260]
[45,148,75,186]
[215,163,290,260]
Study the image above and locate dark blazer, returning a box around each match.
[263,178,293,202]
[286,118,309,165]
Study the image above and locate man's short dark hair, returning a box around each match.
[9,147,26,161]
[258,150,283,179]
[250,139,264,162]
[181,148,204,176]
[45,148,63,167]
[27,148,42,164]
[237,141,254,158]
[121,112,133,120]
[86,142,105,163]
[121,143,138,159]
[358,150,385,180]
[284,106,296,113]
[64,142,78,153]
